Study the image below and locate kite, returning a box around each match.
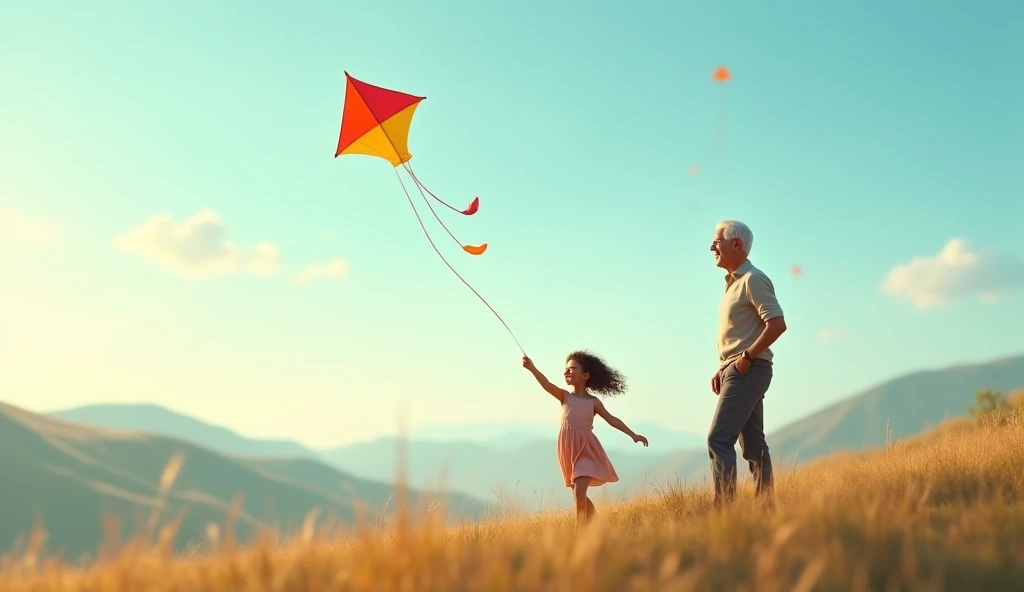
[791,265,803,277]
[712,66,730,154]
[334,72,484,254]
[333,71,525,354]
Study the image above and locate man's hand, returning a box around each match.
[711,368,722,395]
[735,356,751,376]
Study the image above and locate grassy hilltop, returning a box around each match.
[2,390,1024,590]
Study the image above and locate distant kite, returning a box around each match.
[689,65,732,176]
[791,265,803,277]
[333,72,525,354]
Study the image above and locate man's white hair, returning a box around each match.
[716,219,753,255]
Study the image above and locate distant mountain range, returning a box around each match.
[0,402,485,563]
[46,405,704,457]
[47,403,314,458]
[46,405,699,511]
[399,421,706,453]
[42,353,1024,514]
[632,353,1024,488]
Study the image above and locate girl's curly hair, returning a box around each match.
[566,350,627,397]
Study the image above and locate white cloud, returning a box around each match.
[818,328,847,342]
[293,258,349,284]
[881,238,1024,310]
[114,208,283,278]
[0,208,61,247]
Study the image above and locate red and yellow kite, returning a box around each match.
[335,72,484,254]
[333,72,524,354]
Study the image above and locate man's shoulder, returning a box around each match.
[739,263,781,301]
[740,262,774,284]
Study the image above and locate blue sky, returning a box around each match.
[2,0,1022,449]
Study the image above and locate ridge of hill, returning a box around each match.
[9,388,1024,588]
[633,352,1024,487]
[47,403,316,459]
[0,401,486,563]
[41,352,1024,510]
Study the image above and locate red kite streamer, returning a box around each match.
[333,72,525,354]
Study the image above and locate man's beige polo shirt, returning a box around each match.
[718,259,784,367]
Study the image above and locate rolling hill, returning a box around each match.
[632,352,1024,488]
[48,405,701,508]
[42,353,1024,512]
[0,402,486,563]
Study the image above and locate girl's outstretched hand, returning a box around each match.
[633,434,649,447]
[522,356,536,371]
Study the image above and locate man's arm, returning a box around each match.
[744,273,787,358]
[746,316,787,358]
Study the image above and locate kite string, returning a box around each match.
[403,162,464,214]
[717,83,728,158]
[393,167,526,356]
[689,77,731,178]
[408,168,469,250]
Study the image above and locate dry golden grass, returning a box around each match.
[4,407,1024,591]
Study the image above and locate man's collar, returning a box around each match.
[724,259,753,284]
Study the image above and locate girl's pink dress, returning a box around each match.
[557,392,619,488]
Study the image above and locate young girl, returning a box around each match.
[522,350,648,526]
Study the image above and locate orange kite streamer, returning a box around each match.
[333,72,525,354]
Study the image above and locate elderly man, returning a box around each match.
[708,219,787,507]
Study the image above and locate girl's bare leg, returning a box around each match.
[573,477,593,527]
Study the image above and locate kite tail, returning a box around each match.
[717,82,728,156]
[393,168,525,356]
[409,172,488,256]
[403,162,480,216]
[689,69,731,177]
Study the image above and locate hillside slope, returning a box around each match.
[0,402,486,562]
[42,354,1024,510]
[8,395,1024,589]
[48,405,685,508]
[636,353,1024,487]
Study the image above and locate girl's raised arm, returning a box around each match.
[522,356,565,402]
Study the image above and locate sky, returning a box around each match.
[2,0,1022,449]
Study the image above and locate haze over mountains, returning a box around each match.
[48,405,700,510]
[0,402,486,563]
[45,353,1024,511]
[397,421,706,452]
[631,353,1024,488]
[47,403,315,460]
[3,353,1020,561]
